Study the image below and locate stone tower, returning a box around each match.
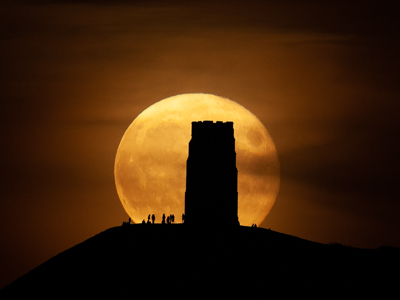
[184,121,239,227]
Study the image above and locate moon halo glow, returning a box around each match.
[114,94,280,226]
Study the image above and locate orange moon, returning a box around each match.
[114,94,280,226]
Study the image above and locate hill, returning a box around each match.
[1,224,398,298]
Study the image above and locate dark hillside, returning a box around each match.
[1,225,398,299]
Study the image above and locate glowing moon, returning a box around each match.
[114,94,280,226]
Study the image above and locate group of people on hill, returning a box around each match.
[160,213,175,224]
[123,215,261,227]
[142,214,156,224]
[122,213,186,226]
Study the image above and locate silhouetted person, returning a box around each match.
[123,217,132,226]
[162,213,166,224]
[182,213,185,223]
[151,214,155,224]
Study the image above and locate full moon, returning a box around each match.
[114,94,280,226]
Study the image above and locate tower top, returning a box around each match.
[191,121,234,139]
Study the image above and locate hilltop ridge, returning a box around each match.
[1,225,398,298]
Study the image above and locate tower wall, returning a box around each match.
[184,121,239,227]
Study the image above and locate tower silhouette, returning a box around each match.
[184,121,239,227]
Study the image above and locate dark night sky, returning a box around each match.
[1,0,399,289]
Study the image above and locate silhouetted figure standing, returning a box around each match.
[151,214,155,224]
[185,121,239,227]
[162,213,166,224]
